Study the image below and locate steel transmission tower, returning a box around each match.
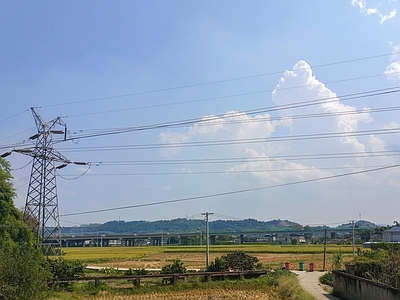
[20,108,70,256]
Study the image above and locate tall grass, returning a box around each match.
[47,271,313,300]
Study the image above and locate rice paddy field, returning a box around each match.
[62,243,356,271]
[47,244,350,299]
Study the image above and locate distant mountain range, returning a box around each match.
[61,218,379,236]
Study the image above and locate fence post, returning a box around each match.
[134,278,140,287]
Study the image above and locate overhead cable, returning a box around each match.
[35,51,400,109]
[53,86,400,142]
[60,164,399,217]
[57,127,400,152]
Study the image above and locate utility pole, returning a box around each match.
[352,220,355,257]
[202,212,213,268]
[197,227,202,246]
[323,228,327,271]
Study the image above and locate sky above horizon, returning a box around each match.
[1,1,400,228]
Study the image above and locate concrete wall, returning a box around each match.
[333,271,400,300]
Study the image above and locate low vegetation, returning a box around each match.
[320,272,333,286]
[47,269,314,300]
[347,243,400,288]
[207,251,261,272]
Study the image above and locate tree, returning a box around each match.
[303,225,313,240]
[0,158,50,299]
[291,224,303,231]
[220,251,261,271]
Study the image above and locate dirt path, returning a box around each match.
[292,271,341,300]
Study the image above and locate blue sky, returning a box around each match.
[1,1,399,227]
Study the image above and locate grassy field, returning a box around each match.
[63,243,357,271]
[48,244,349,299]
[47,268,315,300]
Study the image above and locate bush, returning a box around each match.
[349,242,400,288]
[161,259,187,274]
[47,258,86,278]
[0,243,51,300]
[206,256,228,272]
[98,267,119,275]
[221,251,261,271]
[320,272,333,286]
[331,249,343,270]
[125,268,148,276]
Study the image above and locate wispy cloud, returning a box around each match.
[162,185,172,191]
[384,43,400,82]
[352,0,397,24]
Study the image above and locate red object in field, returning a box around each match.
[284,262,290,270]
[309,262,315,272]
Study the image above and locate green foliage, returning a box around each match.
[161,259,187,274]
[124,268,148,276]
[350,242,400,288]
[0,158,33,248]
[0,243,51,300]
[0,158,52,300]
[331,249,343,270]
[320,272,333,286]
[97,267,119,275]
[220,251,261,271]
[47,258,86,278]
[206,256,228,272]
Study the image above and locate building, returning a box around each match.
[383,227,400,242]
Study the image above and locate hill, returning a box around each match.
[337,220,377,229]
[61,218,300,236]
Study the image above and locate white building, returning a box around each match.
[383,227,400,242]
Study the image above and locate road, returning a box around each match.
[292,270,342,300]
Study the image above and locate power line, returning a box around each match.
[34,51,399,109]
[86,150,400,166]
[55,127,400,152]
[59,71,400,119]
[0,109,30,124]
[1,86,398,151]
[53,165,398,178]
[52,86,400,143]
[63,104,400,139]
[60,164,399,217]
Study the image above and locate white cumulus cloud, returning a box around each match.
[273,60,371,153]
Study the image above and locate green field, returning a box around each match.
[62,243,357,271]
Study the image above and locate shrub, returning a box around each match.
[221,251,261,271]
[161,259,187,274]
[331,249,343,270]
[349,242,400,288]
[125,268,148,276]
[320,272,333,286]
[98,267,119,275]
[47,258,86,278]
[0,243,51,300]
[206,256,228,272]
